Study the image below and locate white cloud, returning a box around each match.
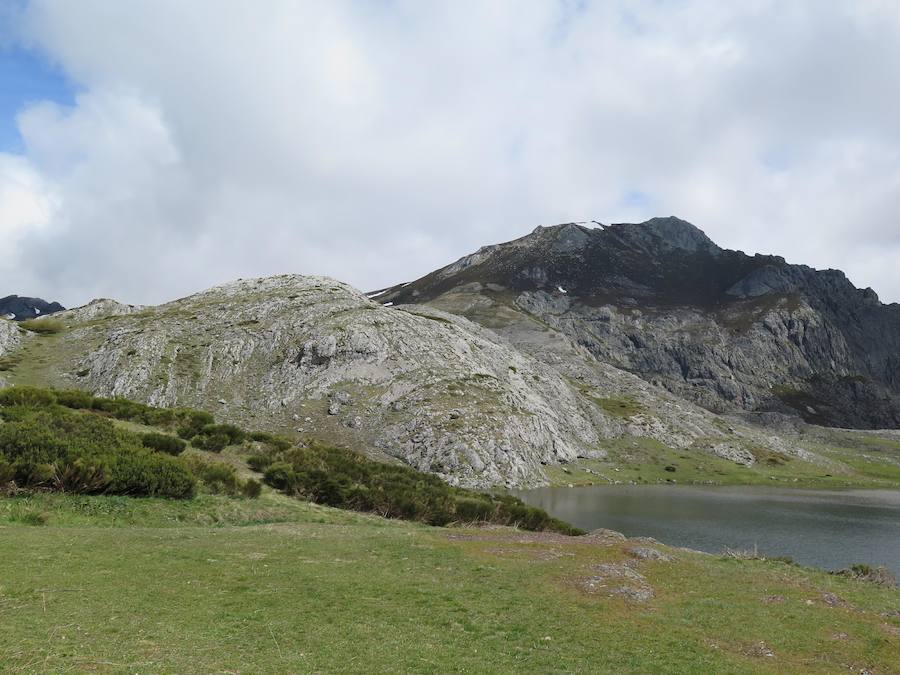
[2,0,900,305]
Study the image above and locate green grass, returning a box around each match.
[0,493,897,673]
[587,395,645,418]
[17,318,66,335]
[546,435,900,489]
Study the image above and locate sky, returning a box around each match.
[1,0,900,307]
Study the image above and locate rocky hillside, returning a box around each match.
[3,275,739,488]
[5,271,898,487]
[377,218,900,429]
[0,294,64,320]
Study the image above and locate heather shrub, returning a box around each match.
[140,432,187,455]
[258,440,582,534]
[0,400,196,498]
[242,478,263,499]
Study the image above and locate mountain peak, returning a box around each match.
[0,294,65,320]
[614,216,722,255]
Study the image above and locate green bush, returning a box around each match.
[242,478,263,499]
[140,432,187,455]
[248,432,293,452]
[246,454,272,472]
[0,402,196,498]
[0,386,57,407]
[181,456,241,495]
[54,389,96,409]
[258,440,582,534]
[0,457,14,485]
[454,496,496,523]
[263,462,295,491]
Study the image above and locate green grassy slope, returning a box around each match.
[547,434,900,489]
[0,493,898,673]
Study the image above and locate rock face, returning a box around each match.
[0,295,64,320]
[48,298,145,324]
[0,319,21,355]
[377,218,900,429]
[0,319,24,387]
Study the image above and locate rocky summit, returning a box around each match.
[377,217,900,430]
[0,294,64,320]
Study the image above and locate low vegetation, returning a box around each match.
[0,400,196,498]
[0,386,576,533]
[17,318,66,334]
[833,564,897,589]
[252,440,581,533]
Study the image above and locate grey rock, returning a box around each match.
[627,546,674,562]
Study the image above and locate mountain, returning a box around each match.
[0,274,821,488]
[0,295,65,320]
[4,222,900,488]
[376,217,900,429]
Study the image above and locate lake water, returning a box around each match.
[514,485,900,575]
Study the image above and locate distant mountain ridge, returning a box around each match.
[0,295,65,320]
[376,217,900,429]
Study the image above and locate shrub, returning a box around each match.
[0,402,196,498]
[246,454,272,472]
[242,478,263,499]
[0,386,57,407]
[454,496,496,523]
[259,440,583,534]
[54,389,95,409]
[53,459,106,493]
[249,432,293,452]
[0,458,14,485]
[140,432,187,455]
[182,456,241,495]
[192,432,230,453]
[263,462,295,491]
[15,510,49,526]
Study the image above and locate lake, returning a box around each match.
[514,485,900,575]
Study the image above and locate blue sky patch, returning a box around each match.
[621,189,652,208]
[0,46,75,153]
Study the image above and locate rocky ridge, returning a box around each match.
[377,218,900,429]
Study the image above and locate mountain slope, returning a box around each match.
[377,218,900,429]
[3,275,696,487]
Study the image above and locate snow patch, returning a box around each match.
[366,289,389,298]
[557,286,568,294]
[382,301,394,307]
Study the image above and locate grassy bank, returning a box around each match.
[0,491,897,673]
[547,433,900,489]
